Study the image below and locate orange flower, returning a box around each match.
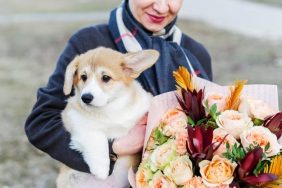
[173,66,194,92]
[262,155,282,188]
[199,155,237,187]
[225,80,247,111]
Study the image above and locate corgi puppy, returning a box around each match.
[57,47,159,188]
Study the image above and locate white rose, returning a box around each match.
[204,92,226,113]
[238,97,276,120]
[279,135,282,146]
[150,140,177,171]
[212,128,239,156]
[240,126,282,157]
[149,171,177,188]
[163,156,193,185]
[216,110,253,139]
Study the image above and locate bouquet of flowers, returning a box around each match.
[134,67,282,188]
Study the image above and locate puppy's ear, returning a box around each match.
[63,56,80,95]
[122,50,159,78]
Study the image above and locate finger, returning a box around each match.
[138,114,148,126]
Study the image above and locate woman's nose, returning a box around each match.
[153,0,169,14]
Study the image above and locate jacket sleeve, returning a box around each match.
[24,31,116,174]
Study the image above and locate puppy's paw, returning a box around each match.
[89,158,110,180]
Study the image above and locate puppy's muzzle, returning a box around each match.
[81,93,94,104]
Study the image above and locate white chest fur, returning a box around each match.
[63,82,152,139]
[60,81,152,186]
[64,108,132,138]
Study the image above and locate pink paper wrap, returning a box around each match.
[129,77,279,187]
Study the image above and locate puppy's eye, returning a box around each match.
[102,75,111,83]
[81,74,87,82]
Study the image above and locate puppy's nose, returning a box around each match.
[81,93,93,104]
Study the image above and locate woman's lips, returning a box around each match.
[147,13,165,24]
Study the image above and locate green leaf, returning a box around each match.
[253,160,270,176]
[187,116,195,126]
[253,161,263,176]
[210,103,217,114]
[239,149,245,159]
[204,100,209,110]
[253,118,264,126]
[209,104,219,121]
[154,128,169,145]
[222,143,245,162]
[206,120,218,129]
[196,118,207,125]
[226,142,230,150]
[232,145,237,155]
[265,142,270,152]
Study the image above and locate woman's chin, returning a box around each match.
[143,23,166,33]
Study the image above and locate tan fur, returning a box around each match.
[64,47,159,91]
[58,47,159,188]
[79,47,131,84]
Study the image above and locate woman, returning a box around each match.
[25,0,212,179]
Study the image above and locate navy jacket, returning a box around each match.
[25,24,212,174]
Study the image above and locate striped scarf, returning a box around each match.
[108,1,209,95]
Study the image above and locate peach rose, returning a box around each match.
[175,131,188,155]
[160,108,187,137]
[238,97,276,120]
[150,140,177,171]
[240,126,282,157]
[142,151,152,161]
[184,177,230,188]
[136,163,153,188]
[184,177,207,188]
[204,92,226,113]
[212,128,239,156]
[146,132,158,151]
[149,171,177,188]
[199,155,237,187]
[216,110,253,139]
[163,156,193,185]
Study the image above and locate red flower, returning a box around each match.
[238,147,278,185]
[263,112,282,138]
[242,173,278,185]
[186,125,221,161]
[176,88,206,123]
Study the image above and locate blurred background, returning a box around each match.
[0,0,281,187]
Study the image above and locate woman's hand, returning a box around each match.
[112,114,148,156]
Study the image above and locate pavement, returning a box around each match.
[0,12,109,25]
[179,0,282,40]
[1,0,282,40]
